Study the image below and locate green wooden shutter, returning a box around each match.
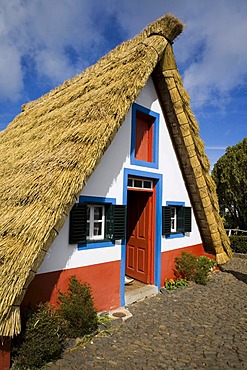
[162,206,171,235]
[105,205,114,240]
[106,205,126,240]
[113,205,126,240]
[184,207,192,232]
[69,203,87,244]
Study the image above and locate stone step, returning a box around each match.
[125,283,158,306]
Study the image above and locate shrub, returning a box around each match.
[195,256,216,285]
[174,252,197,281]
[175,252,216,285]
[13,303,66,370]
[11,305,35,360]
[230,235,247,254]
[58,275,98,338]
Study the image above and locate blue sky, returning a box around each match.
[0,0,247,169]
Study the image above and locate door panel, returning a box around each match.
[126,190,153,283]
[137,248,145,273]
[127,246,135,269]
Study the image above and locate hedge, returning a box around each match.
[230,235,247,254]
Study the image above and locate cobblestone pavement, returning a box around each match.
[45,257,247,369]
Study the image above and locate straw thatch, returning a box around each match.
[152,43,232,263]
[0,14,231,337]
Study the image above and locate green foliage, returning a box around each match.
[174,251,197,281]
[13,303,66,370]
[58,275,98,338]
[230,235,247,254]
[194,256,217,285]
[212,138,247,230]
[164,278,188,291]
[12,277,99,368]
[175,252,216,285]
[11,305,35,359]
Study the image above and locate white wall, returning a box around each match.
[38,77,202,274]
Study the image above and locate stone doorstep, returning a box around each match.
[98,284,159,322]
[125,284,159,306]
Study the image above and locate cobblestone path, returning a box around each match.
[45,257,247,369]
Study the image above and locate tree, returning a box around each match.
[212,138,247,230]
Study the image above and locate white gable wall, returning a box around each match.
[38,77,202,275]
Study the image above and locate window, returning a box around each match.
[86,205,105,240]
[130,103,159,168]
[69,201,126,244]
[170,207,177,232]
[162,203,192,237]
[127,177,153,190]
[135,110,154,162]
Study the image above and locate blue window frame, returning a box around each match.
[78,196,116,249]
[69,196,126,250]
[162,201,192,239]
[130,103,159,169]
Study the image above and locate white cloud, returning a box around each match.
[172,0,247,106]
[0,0,247,109]
[106,0,247,110]
[34,49,74,84]
[0,0,105,99]
[0,40,23,100]
[0,0,26,100]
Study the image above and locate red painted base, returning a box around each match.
[160,243,215,284]
[23,260,120,312]
[0,337,11,370]
[23,244,214,316]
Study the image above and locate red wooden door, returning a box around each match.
[126,190,154,283]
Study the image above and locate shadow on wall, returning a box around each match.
[83,112,131,197]
[21,270,63,309]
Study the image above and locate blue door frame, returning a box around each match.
[120,168,162,306]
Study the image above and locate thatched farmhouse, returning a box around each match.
[0,14,231,367]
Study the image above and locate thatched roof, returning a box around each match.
[0,14,232,337]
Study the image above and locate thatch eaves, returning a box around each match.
[152,44,232,262]
[0,14,231,337]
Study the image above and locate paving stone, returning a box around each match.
[43,257,247,370]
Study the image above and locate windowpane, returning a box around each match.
[128,178,133,187]
[171,207,176,218]
[86,207,90,220]
[94,206,103,220]
[170,207,176,232]
[93,222,102,236]
[134,179,142,188]
[143,180,152,189]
